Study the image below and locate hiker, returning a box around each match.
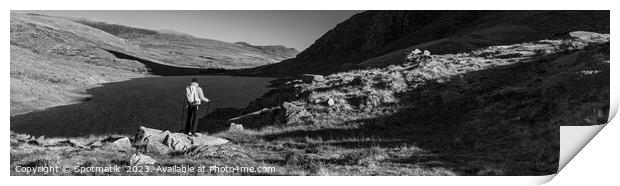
[184,78,210,136]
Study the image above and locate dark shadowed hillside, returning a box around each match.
[243,10,609,76]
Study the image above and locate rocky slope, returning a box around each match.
[74,20,297,69]
[244,10,609,76]
[206,32,609,175]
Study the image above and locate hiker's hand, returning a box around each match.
[206,99,210,102]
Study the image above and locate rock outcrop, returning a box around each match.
[229,123,244,131]
[133,126,229,154]
[300,74,325,83]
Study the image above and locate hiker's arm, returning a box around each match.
[198,88,210,102]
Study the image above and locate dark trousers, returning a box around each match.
[184,105,199,134]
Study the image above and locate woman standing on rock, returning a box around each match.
[185,78,210,136]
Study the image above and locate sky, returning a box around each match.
[13,10,363,51]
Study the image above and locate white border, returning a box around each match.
[3,0,617,185]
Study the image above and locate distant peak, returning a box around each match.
[157,29,194,37]
[234,41,252,46]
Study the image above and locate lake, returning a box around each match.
[10,76,274,137]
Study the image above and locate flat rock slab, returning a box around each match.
[190,134,229,146]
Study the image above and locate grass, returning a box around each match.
[11,131,451,176]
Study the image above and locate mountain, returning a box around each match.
[243,10,609,76]
[10,13,148,115]
[74,20,296,69]
[235,42,299,60]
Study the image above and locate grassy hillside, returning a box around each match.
[74,20,298,69]
[10,13,149,115]
[243,10,609,76]
[10,13,298,115]
[234,42,299,60]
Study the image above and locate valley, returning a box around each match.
[10,10,610,176]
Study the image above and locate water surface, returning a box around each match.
[10,76,274,137]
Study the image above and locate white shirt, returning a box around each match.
[186,82,209,105]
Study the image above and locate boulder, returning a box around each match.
[129,154,156,166]
[326,98,335,106]
[163,133,192,151]
[25,135,47,146]
[102,136,132,151]
[405,49,432,63]
[229,123,244,131]
[135,126,170,145]
[301,74,325,83]
[11,133,32,142]
[190,134,229,146]
[411,49,422,55]
[569,31,610,43]
[281,102,311,125]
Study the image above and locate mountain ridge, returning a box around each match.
[73,19,298,69]
[234,41,299,60]
[242,10,610,76]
